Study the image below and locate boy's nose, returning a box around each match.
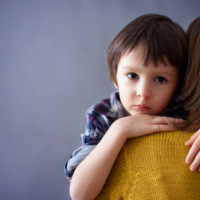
[136,81,151,99]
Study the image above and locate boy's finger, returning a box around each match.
[152,116,184,125]
[151,124,176,133]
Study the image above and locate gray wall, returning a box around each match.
[1,0,199,199]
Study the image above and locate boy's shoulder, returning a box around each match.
[86,91,126,119]
[90,98,112,115]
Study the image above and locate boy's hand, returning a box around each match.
[115,114,184,139]
[185,129,200,172]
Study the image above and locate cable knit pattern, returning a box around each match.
[96,131,200,200]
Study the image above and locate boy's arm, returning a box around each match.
[70,120,126,200]
[65,102,111,180]
[65,145,96,179]
[70,114,183,200]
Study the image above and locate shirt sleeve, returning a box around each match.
[64,145,95,180]
[80,104,111,145]
[64,102,112,180]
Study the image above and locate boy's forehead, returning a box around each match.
[120,44,173,68]
[118,51,175,71]
[121,45,146,62]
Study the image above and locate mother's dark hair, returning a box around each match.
[180,16,200,131]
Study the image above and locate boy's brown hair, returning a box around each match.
[106,14,188,87]
[180,16,200,131]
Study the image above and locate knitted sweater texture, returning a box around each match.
[96,131,200,200]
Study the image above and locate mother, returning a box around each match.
[96,17,200,200]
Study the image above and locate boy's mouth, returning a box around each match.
[133,104,151,111]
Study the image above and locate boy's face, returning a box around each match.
[114,48,179,116]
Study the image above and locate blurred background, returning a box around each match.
[1,0,200,199]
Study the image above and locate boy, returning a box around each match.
[65,14,187,199]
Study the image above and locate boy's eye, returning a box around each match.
[155,76,167,84]
[127,73,138,80]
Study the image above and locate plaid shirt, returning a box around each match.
[80,91,127,145]
[64,90,187,179]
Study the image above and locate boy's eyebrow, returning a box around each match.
[158,72,174,77]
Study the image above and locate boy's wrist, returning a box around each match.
[110,118,129,141]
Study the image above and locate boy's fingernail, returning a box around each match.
[176,119,184,123]
[177,118,184,121]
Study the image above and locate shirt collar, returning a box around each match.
[110,90,128,119]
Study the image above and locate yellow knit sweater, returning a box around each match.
[96,131,200,200]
